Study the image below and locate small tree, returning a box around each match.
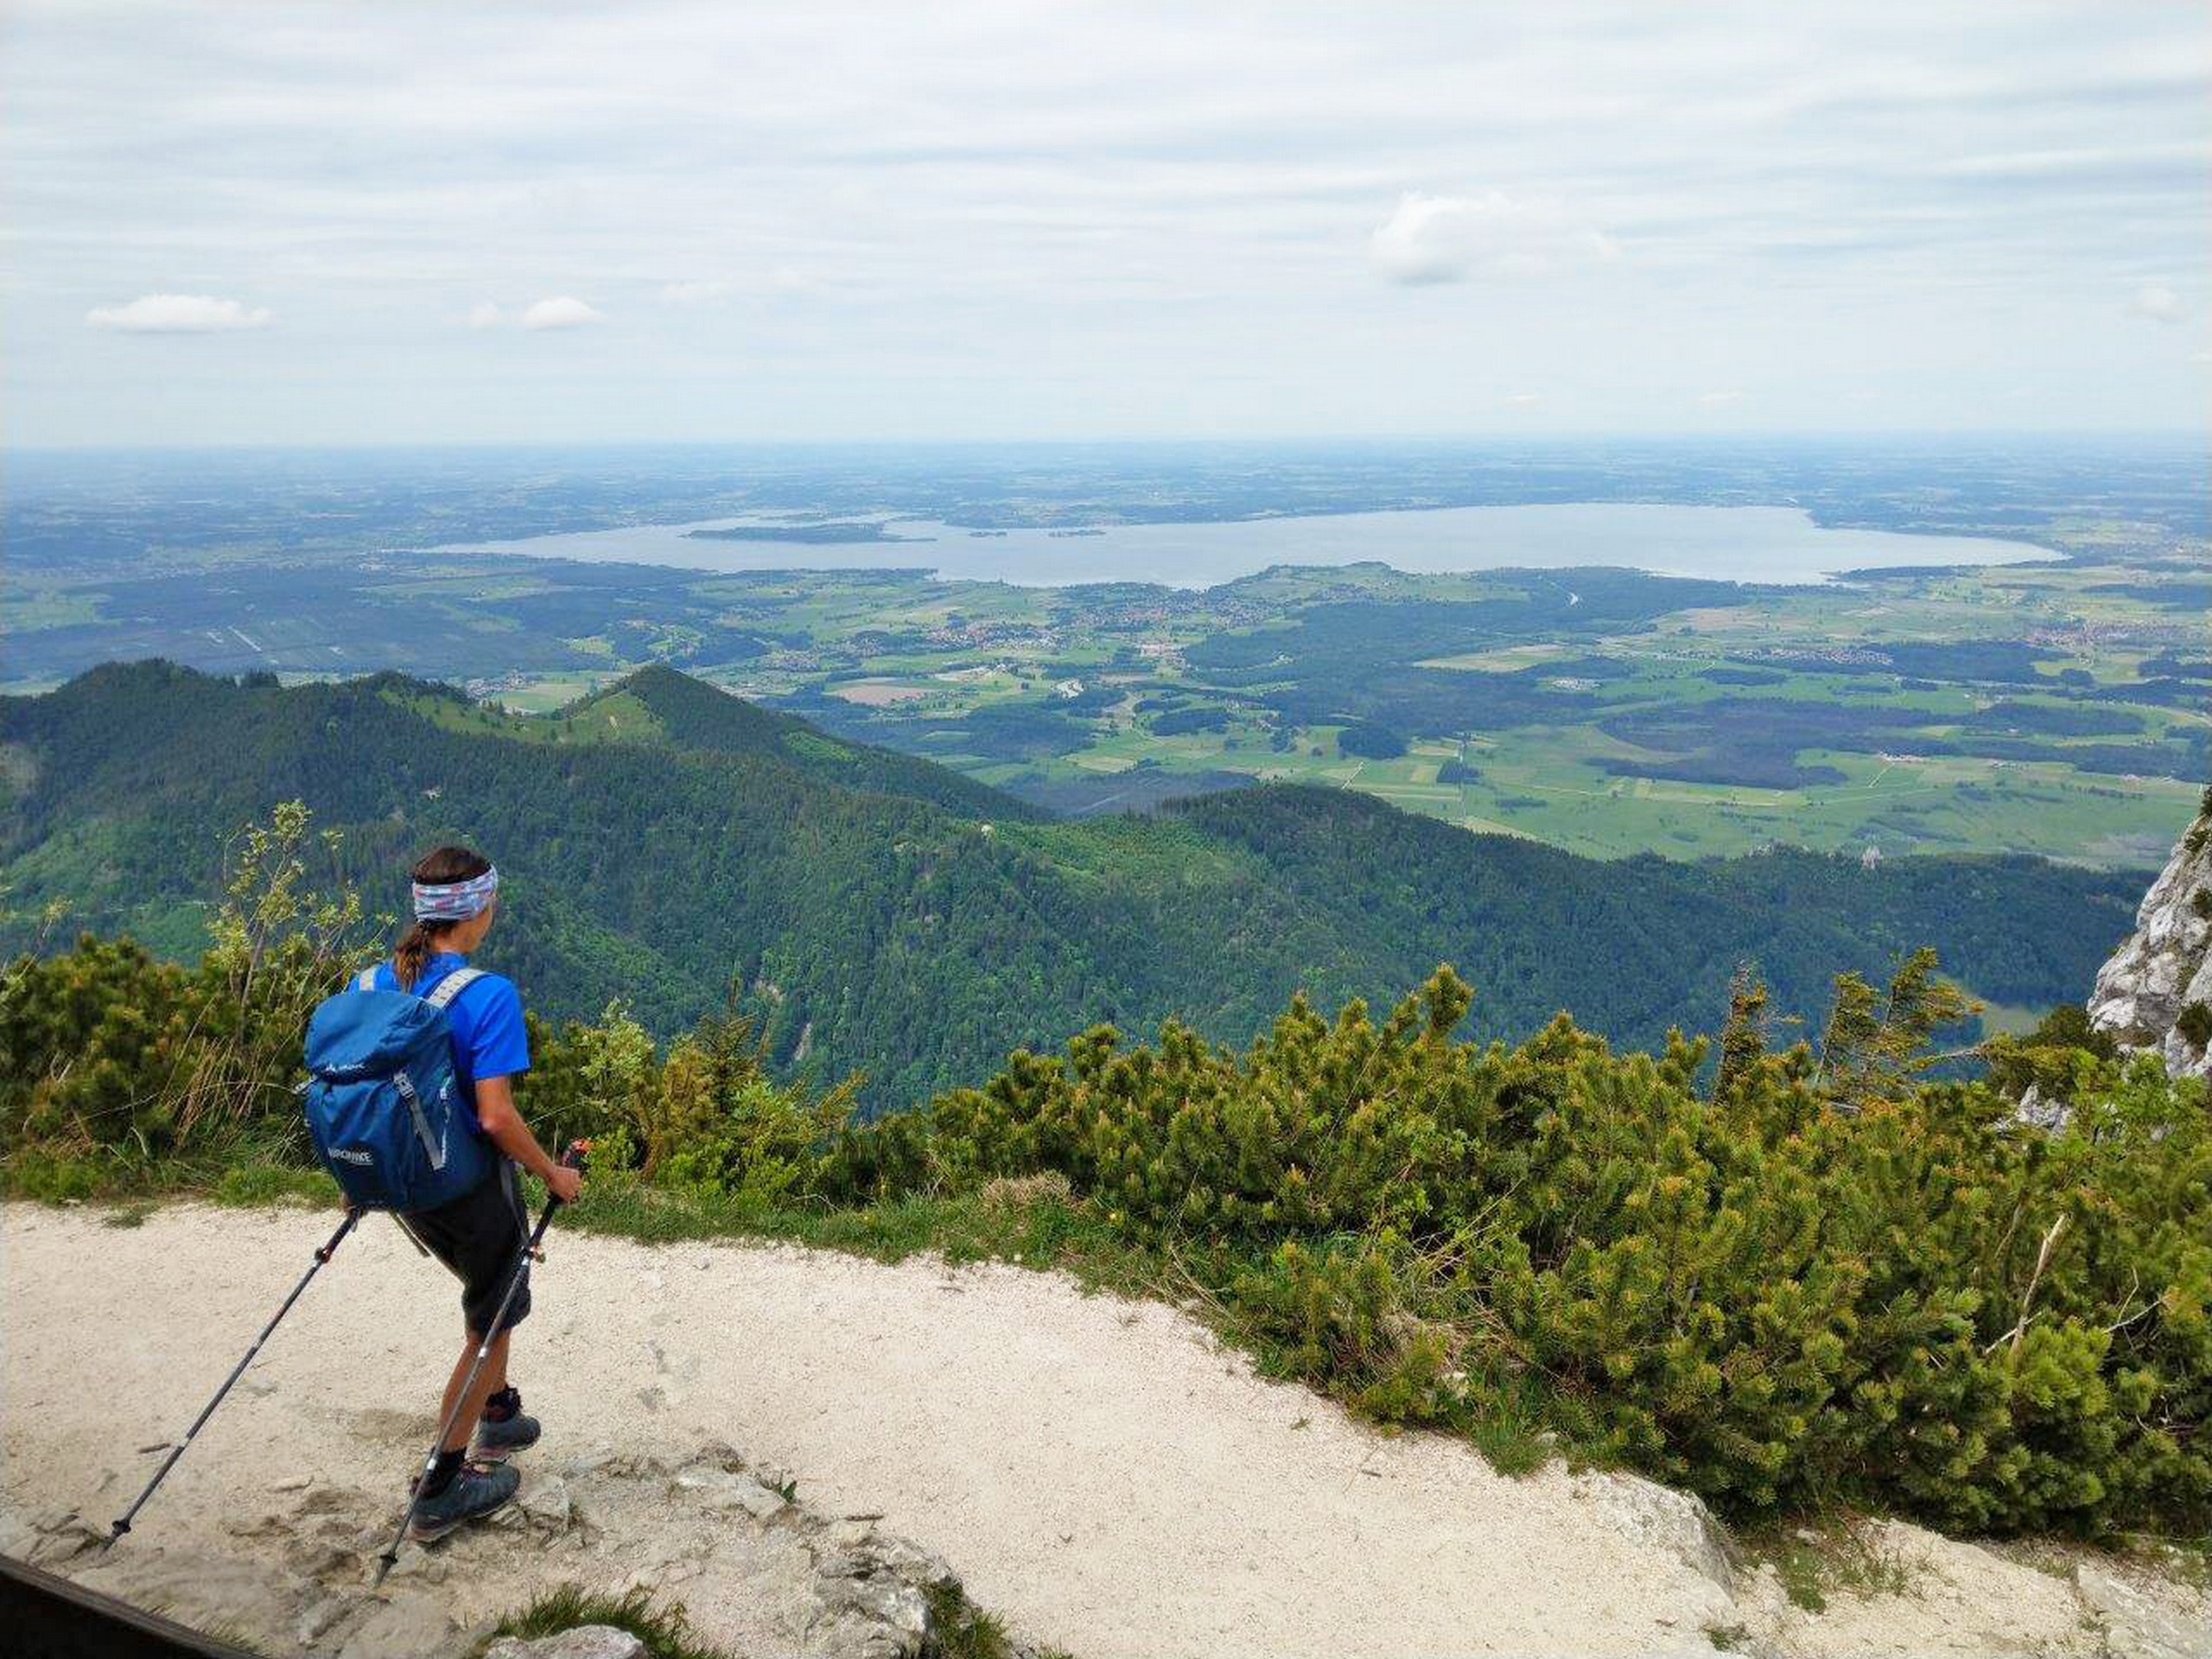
[1815,947,1974,1110]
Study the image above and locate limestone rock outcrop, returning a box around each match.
[2088,791,2212,1082]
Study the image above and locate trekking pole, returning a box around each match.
[373,1141,588,1585]
[105,1205,363,1551]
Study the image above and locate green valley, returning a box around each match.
[0,661,2150,1112]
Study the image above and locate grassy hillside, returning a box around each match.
[0,661,2149,1110]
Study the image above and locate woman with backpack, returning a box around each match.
[359,844,583,1541]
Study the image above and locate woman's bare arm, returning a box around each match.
[473,1075,581,1200]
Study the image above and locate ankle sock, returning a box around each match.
[483,1386,521,1424]
[420,1447,466,1498]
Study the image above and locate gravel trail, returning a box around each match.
[3,1202,2190,1658]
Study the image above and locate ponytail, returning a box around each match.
[392,918,446,991]
[393,844,493,989]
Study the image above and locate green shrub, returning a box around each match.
[0,802,374,1161]
[828,961,2212,1535]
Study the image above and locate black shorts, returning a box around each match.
[404,1161,533,1337]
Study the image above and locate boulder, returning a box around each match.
[2088,798,2212,1081]
[2075,1563,2212,1659]
[1571,1471,1738,1592]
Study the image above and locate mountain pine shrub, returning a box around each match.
[830,963,2210,1535]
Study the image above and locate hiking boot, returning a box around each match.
[404,1459,518,1542]
[471,1387,541,1462]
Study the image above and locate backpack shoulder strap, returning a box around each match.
[423,965,486,1013]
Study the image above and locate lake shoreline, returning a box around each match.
[423,500,2058,591]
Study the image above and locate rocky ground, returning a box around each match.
[8,1438,989,1658]
[6,1203,2208,1659]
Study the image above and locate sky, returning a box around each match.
[3,1,2208,447]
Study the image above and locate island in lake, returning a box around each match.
[686,520,931,545]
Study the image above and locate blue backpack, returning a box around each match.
[303,964,494,1212]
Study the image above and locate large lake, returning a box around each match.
[430,503,2054,588]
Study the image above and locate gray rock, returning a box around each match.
[819,1573,932,1643]
[1572,1471,1738,1592]
[2088,804,2212,1082]
[518,1476,573,1533]
[2075,1563,2212,1659]
[2012,1083,2071,1133]
[484,1627,649,1659]
[866,1534,959,1592]
[672,1465,787,1520]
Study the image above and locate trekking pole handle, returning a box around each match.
[553,1139,588,1197]
[533,1142,588,1247]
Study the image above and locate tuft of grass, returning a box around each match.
[2,1132,335,1211]
[104,1201,154,1229]
[5,1148,106,1202]
[562,1169,1163,1304]
[1704,1623,1750,1652]
[209,1158,339,1208]
[925,1581,1013,1659]
[1745,1516,1914,1614]
[485,1584,728,1659]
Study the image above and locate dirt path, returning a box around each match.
[3,1203,2199,1658]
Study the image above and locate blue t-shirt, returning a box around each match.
[366,952,531,1128]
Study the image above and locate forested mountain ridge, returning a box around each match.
[563,664,1037,818]
[0,660,2150,1110]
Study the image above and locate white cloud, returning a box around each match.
[2126,283,2183,323]
[467,302,505,328]
[1370,191,1617,285]
[1696,390,1745,408]
[85,293,270,333]
[520,296,603,330]
[12,3,2211,440]
[1506,391,1544,407]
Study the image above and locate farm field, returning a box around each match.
[431,538,2206,864]
[5,444,2203,865]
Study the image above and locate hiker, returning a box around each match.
[359,845,583,1540]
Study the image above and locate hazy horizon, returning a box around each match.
[6,428,2207,459]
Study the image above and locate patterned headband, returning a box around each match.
[412,865,499,922]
